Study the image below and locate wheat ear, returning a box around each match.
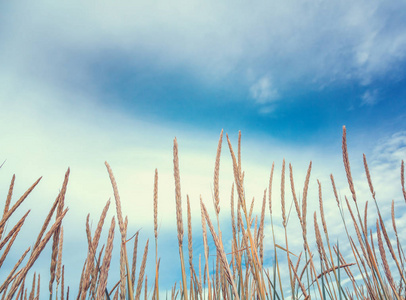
[6,208,68,300]
[131,231,139,294]
[376,220,396,291]
[0,176,42,233]
[342,126,357,202]
[135,240,149,300]
[95,217,115,299]
[200,199,240,300]
[173,138,188,300]
[259,189,266,265]
[0,210,29,258]
[187,195,193,271]
[29,273,36,300]
[281,159,286,228]
[0,175,15,240]
[402,160,406,202]
[50,169,70,297]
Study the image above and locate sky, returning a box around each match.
[0,0,406,298]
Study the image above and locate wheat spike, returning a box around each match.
[135,240,149,300]
[105,162,126,241]
[173,138,184,245]
[96,217,115,299]
[342,126,357,202]
[281,159,286,228]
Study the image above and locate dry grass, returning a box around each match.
[1,126,406,299]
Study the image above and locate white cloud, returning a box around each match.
[361,89,379,106]
[1,0,405,110]
[372,131,406,164]
[250,76,279,105]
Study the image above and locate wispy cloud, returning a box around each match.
[1,1,405,110]
[250,75,279,105]
[361,89,379,106]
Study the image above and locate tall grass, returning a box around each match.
[0,126,405,299]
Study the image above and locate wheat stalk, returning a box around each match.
[95,216,115,299]
[200,199,240,300]
[55,226,64,294]
[50,169,70,297]
[342,126,357,203]
[131,231,139,295]
[281,159,286,228]
[6,208,68,300]
[258,189,266,266]
[289,163,301,223]
[187,195,193,271]
[0,175,15,240]
[0,210,29,264]
[135,240,149,300]
[0,176,42,234]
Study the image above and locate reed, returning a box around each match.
[1,127,405,299]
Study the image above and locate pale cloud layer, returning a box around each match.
[250,76,279,104]
[1,0,405,111]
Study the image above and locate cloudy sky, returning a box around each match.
[1,0,406,298]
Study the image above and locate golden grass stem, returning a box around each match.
[0,176,42,236]
[173,137,188,300]
[95,217,115,299]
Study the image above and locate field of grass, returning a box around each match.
[1,126,405,299]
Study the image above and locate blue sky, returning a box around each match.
[1,0,406,298]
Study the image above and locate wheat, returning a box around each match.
[259,189,266,266]
[330,174,340,208]
[131,231,139,294]
[289,163,301,223]
[105,162,126,241]
[200,200,240,300]
[173,137,188,300]
[50,169,70,296]
[0,177,42,234]
[213,129,223,216]
[230,183,237,247]
[342,126,357,202]
[268,162,275,215]
[0,210,29,261]
[32,191,61,253]
[61,266,65,300]
[81,200,111,298]
[135,240,149,300]
[302,161,312,242]
[226,134,245,209]
[56,226,64,289]
[1,128,405,300]
[0,175,15,240]
[92,200,111,254]
[376,220,395,290]
[317,180,328,236]
[6,209,68,300]
[173,138,184,245]
[119,235,126,300]
[95,217,115,299]
[281,159,286,228]
[154,169,158,240]
[28,273,35,300]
